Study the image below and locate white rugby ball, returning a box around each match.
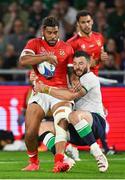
[37,61,55,78]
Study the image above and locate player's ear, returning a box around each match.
[77,22,79,27]
[41,27,45,36]
[76,22,80,32]
[91,19,94,26]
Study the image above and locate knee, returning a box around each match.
[69,111,78,124]
[69,111,84,125]
[26,104,45,120]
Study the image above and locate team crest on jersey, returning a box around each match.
[59,49,65,56]
[81,44,86,50]
[96,40,101,46]
[40,47,47,55]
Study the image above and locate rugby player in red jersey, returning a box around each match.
[67,10,108,76]
[19,16,74,172]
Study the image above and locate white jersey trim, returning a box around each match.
[20,49,35,57]
[67,64,73,67]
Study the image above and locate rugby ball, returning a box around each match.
[37,61,55,78]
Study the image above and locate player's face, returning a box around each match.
[77,15,93,35]
[73,57,89,77]
[43,26,59,46]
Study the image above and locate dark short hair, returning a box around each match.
[74,51,90,62]
[0,130,14,143]
[76,10,92,21]
[42,16,59,28]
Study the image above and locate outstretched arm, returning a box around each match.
[34,81,87,101]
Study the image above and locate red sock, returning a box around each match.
[27,150,39,164]
[54,153,64,163]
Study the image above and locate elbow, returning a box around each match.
[19,57,27,66]
[68,93,78,101]
[68,96,74,101]
[19,60,23,66]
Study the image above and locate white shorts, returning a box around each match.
[28,90,74,115]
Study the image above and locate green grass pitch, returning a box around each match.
[0,151,125,179]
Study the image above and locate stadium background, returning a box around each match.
[0,0,125,153]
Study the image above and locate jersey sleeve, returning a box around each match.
[20,39,37,56]
[80,73,99,92]
[67,35,78,51]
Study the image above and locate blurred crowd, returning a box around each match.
[0,0,125,82]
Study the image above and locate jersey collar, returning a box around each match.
[77,31,93,37]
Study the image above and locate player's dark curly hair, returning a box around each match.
[42,16,59,28]
[76,10,92,21]
[74,51,90,62]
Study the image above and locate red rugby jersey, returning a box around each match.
[22,38,74,88]
[67,32,104,75]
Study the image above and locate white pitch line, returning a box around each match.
[0,158,125,164]
[81,158,125,161]
[0,161,52,164]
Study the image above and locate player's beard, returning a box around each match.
[74,67,88,77]
[48,40,58,46]
[44,36,58,46]
[81,27,92,36]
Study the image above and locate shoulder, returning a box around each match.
[67,34,79,43]
[59,40,73,50]
[24,38,43,51]
[27,38,42,44]
[88,72,99,82]
[81,72,99,84]
[92,32,104,40]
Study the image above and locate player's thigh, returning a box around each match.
[69,110,93,126]
[28,91,50,115]
[25,103,45,132]
[38,121,55,135]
